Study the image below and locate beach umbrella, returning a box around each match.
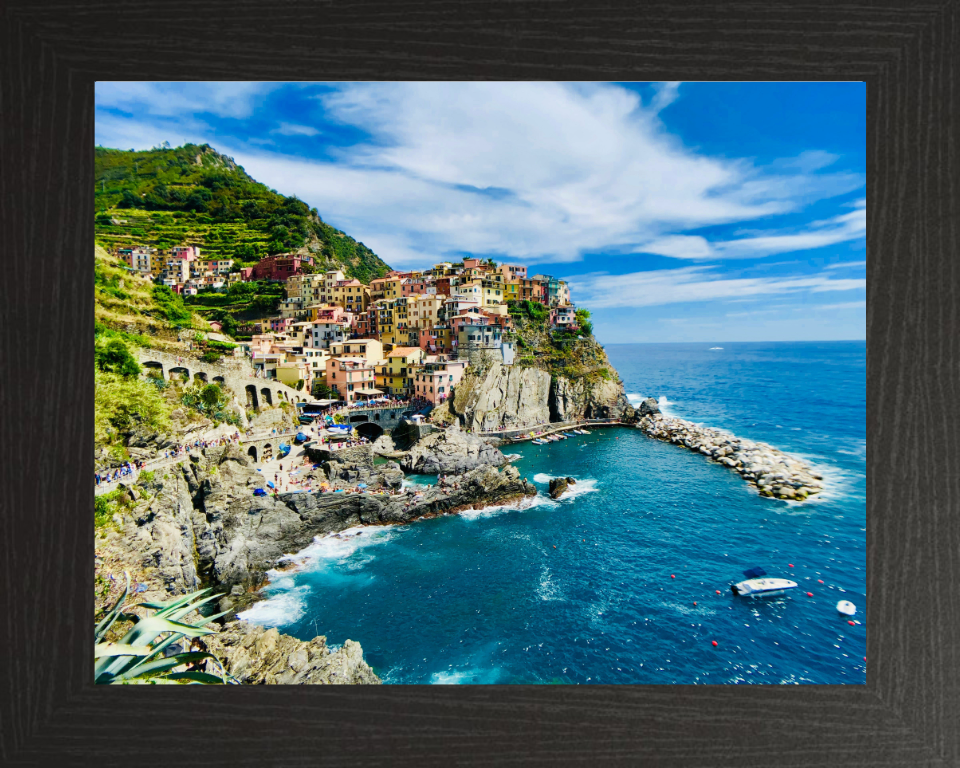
[266,481,275,489]
[357,482,368,489]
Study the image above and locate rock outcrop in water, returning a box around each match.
[636,414,825,501]
[548,476,576,499]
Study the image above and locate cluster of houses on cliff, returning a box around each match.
[119,245,579,405]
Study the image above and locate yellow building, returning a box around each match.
[329,339,383,363]
[376,346,424,397]
[331,279,370,314]
[504,279,520,302]
[408,294,444,330]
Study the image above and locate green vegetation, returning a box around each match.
[94,143,390,282]
[574,308,593,337]
[184,280,284,323]
[180,382,241,426]
[95,244,207,340]
[95,369,172,444]
[95,338,142,377]
[507,299,549,323]
[95,574,235,685]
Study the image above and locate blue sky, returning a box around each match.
[95,81,866,343]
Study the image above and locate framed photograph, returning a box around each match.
[3,1,955,765]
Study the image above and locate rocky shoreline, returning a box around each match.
[636,411,825,501]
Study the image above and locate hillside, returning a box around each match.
[95,243,208,348]
[94,143,391,283]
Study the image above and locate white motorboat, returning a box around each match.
[836,600,856,616]
[730,567,798,598]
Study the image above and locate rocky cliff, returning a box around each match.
[448,357,635,432]
[400,422,505,474]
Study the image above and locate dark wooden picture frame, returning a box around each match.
[1,1,955,765]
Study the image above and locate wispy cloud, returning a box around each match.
[96,82,280,119]
[272,122,320,136]
[566,266,865,309]
[823,260,867,270]
[203,82,864,266]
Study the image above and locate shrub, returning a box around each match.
[201,350,221,364]
[95,338,142,377]
[95,369,171,443]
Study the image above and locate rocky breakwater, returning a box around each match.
[399,423,505,474]
[636,413,825,501]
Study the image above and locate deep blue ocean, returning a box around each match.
[240,341,866,685]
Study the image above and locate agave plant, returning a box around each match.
[94,572,237,684]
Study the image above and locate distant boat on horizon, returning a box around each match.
[709,346,723,350]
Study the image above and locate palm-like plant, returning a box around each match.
[94,573,237,684]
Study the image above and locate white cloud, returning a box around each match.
[566,265,865,309]
[96,82,279,119]
[272,123,320,136]
[210,83,863,267]
[817,300,866,310]
[649,82,682,113]
[94,81,865,271]
[823,260,866,269]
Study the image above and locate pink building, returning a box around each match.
[549,305,577,329]
[414,359,467,405]
[325,357,378,403]
[269,317,294,333]
[499,264,527,281]
[170,246,200,261]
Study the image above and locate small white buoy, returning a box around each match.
[837,600,856,616]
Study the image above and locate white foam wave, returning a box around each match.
[430,668,501,685]
[459,493,558,520]
[530,474,598,500]
[626,393,645,403]
[537,566,563,601]
[237,585,310,627]
[657,395,676,415]
[277,525,401,569]
[558,478,599,500]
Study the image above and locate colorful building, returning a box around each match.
[414,358,466,405]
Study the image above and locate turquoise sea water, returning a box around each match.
[240,341,866,685]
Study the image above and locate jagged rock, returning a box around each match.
[200,621,381,685]
[370,433,397,455]
[639,397,661,417]
[400,424,506,475]
[548,477,573,499]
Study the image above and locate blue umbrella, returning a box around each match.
[266,481,275,489]
[357,482,368,489]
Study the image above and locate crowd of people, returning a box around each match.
[95,433,243,488]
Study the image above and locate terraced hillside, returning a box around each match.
[94,143,391,283]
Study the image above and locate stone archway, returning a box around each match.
[245,385,259,410]
[260,387,273,406]
[213,376,225,386]
[247,445,258,462]
[169,366,190,382]
[356,422,383,441]
[349,414,369,424]
[142,361,165,380]
[262,442,273,461]
[194,371,208,384]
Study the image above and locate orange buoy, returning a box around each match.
[848,620,855,625]
[806,592,813,597]
[715,590,721,595]
[711,640,718,647]
[818,579,824,583]
[788,563,794,568]
[693,602,697,606]
[553,545,556,549]
[671,574,675,579]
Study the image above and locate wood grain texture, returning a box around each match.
[0,1,956,765]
